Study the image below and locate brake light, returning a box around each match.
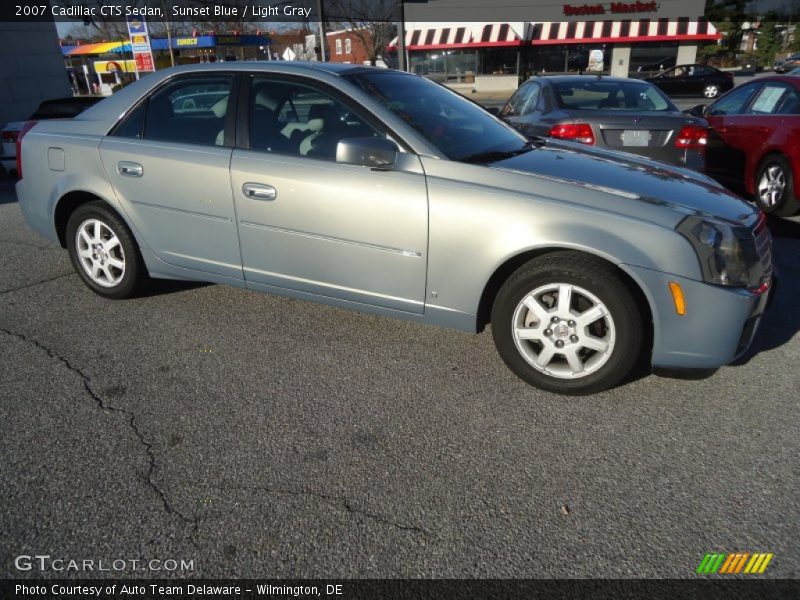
[15,120,37,179]
[1,130,18,143]
[549,123,595,145]
[674,125,707,149]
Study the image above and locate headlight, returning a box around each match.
[677,215,752,287]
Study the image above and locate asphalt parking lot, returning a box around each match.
[0,173,798,579]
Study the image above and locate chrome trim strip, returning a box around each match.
[239,221,423,257]
[131,200,233,223]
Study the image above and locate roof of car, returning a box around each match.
[531,75,654,85]
[169,61,387,77]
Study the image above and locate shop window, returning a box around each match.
[335,39,342,55]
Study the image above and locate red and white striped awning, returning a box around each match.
[388,23,523,50]
[529,19,719,45]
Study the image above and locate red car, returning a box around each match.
[695,75,800,216]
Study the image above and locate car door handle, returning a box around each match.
[242,183,277,201]
[117,161,143,177]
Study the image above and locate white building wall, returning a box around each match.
[0,21,71,128]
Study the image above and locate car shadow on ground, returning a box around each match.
[145,279,212,297]
[732,215,800,366]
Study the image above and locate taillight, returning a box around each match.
[15,120,37,179]
[1,130,18,143]
[674,125,707,149]
[548,123,595,145]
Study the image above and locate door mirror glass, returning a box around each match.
[687,104,707,117]
[336,137,398,168]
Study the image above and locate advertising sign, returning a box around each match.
[126,16,155,78]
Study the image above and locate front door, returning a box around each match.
[229,75,429,314]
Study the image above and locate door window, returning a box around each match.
[501,81,541,117]
[706,83,761,116]
[747,83,800,115]
[247,77,381,160]
[141,76,233,146]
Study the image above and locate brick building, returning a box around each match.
[326,28,372,64]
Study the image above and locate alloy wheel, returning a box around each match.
[758,164,786,209]
[75,219,126,288]
[511,283,616,380]
[704,85,719,98]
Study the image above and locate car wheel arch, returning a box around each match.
[55,190,128,249]
[475,247,653,350]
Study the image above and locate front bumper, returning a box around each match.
[623,265,771,370]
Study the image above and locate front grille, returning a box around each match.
[738,212,773,289]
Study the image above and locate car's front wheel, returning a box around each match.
[66,201,148,299]
[491,252,644,395]
[755,155,798,216]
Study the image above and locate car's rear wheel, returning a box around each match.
[66,201,148,299]
[755,155,798,216]
[703,84,720,98]
[491,252,644,395]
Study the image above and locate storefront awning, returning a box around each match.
[529,19,720,45]
[63,42,130,56]
[389,23,523,50]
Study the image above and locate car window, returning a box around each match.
[345,70,526,161]
[141,75,233,146]
[247,77,381,160]
[501,81,541,117]
[706,83,761,116]
[748,83,799,115]
[114,103,146,139]
[552,80,673,111]
[692,66,709,76]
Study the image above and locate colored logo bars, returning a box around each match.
[697,552,774,574]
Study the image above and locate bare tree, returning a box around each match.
[325,0,397,65]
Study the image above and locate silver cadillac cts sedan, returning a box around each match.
[16,63,773,395]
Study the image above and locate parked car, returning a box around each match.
[789,67,800,76]
[16,63,773,395]
[687,75,800,216]
[635,56,676,77]
[646,64,735,99]
[1,96,101,175]
[498,75,708,170]
[773,53,800,73]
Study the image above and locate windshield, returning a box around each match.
[553,79,675,112]
[343,70,527,161]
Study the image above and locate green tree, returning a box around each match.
[756,21,781,65]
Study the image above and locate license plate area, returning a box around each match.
[621,130,650,146]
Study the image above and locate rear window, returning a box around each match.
[553,80,673,112]
[30,100,98,119]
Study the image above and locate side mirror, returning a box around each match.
[485,106,501,116]
[336,137,398,169]
[686,104,707,117]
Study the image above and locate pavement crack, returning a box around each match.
[0,328,199,536]
[0,272,74,296]
[214,482,430,535]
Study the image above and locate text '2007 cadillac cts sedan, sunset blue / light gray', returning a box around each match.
[16,63,773,395]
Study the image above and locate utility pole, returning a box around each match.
[317,0,327,61]
[397,0,406,71]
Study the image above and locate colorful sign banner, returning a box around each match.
[127,16,155,77]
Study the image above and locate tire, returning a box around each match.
[755,155,799,216]
[703,84,720,99]
[491,252,644,396]
[66,201,148,299]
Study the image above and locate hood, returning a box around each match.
[489,141,757,226]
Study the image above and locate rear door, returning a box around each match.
[704,82,763,192]
[99,73,242,280]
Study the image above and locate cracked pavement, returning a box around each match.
[0,177,798,578]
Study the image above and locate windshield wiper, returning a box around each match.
[460,140,539,164]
